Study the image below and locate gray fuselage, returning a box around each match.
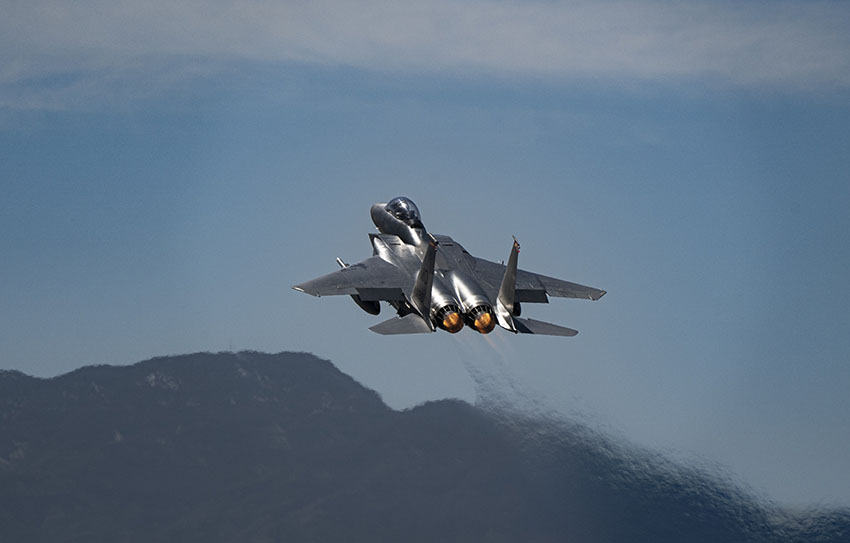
[370,202,496,333]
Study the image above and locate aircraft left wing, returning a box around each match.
[292,256,410,301]
[472,257,606,302]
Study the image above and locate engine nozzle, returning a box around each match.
[435,305,464,334]
[468,305,496,334]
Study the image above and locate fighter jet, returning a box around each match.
[292,197,605,336]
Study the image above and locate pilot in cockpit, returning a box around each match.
[385,197,424,228]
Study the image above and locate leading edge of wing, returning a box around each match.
[292,256,410,301]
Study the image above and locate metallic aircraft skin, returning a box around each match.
[292,197,605,336]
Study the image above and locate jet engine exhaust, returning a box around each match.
[435,305,464,333]
[468,305,496,334]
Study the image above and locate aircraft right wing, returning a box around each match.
[472,256,606,302]
[292,256,411,302]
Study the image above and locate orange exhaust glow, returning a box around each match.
[473,312,495,334]
[441,311,464,334]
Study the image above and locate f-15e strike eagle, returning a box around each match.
[292,197,605,336]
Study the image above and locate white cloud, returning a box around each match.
[2,0,849,108]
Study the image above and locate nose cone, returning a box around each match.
[473,312,495,334]
[441,311,464,334]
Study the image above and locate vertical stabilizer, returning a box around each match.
[496,237,520,332]
[410,238,438,330]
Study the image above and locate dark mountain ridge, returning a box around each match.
[1,351,847,542]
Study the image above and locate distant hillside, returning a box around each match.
[1,351,847,542]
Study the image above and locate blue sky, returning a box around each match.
[2,1,850,507]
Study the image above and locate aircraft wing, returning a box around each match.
[472,257,606,302]
[292,256,410,302]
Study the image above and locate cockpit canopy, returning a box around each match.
[386,197,423,228]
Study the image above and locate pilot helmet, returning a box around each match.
[386,197,423,227]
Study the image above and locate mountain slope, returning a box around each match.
[1,351,847,542]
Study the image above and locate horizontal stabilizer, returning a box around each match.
[513,317,578,337]
[369,314,434,335]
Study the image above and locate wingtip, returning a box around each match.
[291,285,318,297]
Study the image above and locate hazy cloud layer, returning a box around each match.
[2,0,850,108]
